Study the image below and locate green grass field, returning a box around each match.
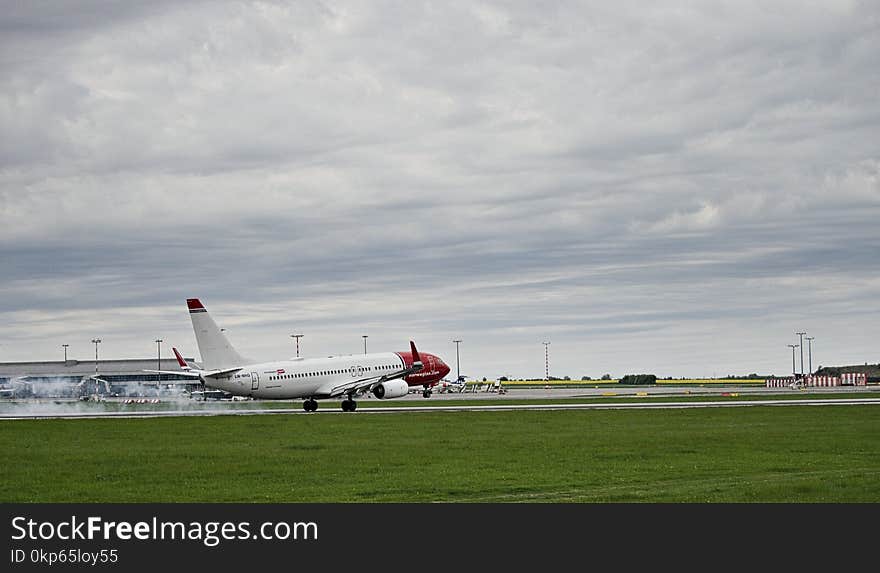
[2,405,878,502]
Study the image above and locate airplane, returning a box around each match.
[147,298,450,412]
[437,375,468,393]
[413,374,467,395]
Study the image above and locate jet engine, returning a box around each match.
[372,379,409,399]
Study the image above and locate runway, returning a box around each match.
[2,396,879,420]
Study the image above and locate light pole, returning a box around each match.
[61,344,69,363]
[543,341,551,381]
[796,332,806,378]
[290,334,303,358]
[806,337,815,375]
[155,338,163,387]
[453,339,462,380]
[788,344,799,378]
[362,335,368,355]
[91,339,102,394]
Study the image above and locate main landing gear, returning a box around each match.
[423,386,432,398]
[303,397,358,412]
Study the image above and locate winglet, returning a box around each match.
[410,340,422,363]
[187,298,205,312]
[172,347,190,369]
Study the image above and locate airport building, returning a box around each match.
[764,363,879,389]
[0,358,200,398]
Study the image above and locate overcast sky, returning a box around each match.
[1,1,878,379]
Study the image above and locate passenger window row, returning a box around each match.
[268,364,397,382]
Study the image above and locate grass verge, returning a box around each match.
[2,405,878,502]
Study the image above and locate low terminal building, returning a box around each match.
[814,364,880,382]
[0,358,201,398]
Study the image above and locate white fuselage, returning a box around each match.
[205,352,406,400]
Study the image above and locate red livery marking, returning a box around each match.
[277,369,285,374]
[186,298,205,310]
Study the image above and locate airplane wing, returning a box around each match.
[144,370,203,378]
[321,340,424,398]
[201,367,243,378]
[324,372,396,398]
[143,367,241,378]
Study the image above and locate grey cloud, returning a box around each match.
[1,1,878,377]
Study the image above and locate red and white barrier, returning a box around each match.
[766,377,796,388]
[841,373,867,386]
[768,372,868,388]
[806,375,839,387]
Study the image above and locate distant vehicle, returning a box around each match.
[147,298,450,412]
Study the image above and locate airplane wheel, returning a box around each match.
[423,390,432,398]
[350,401,357,412]
[341,400,350,412]
[341,400,357,412]
[304,399,317,412]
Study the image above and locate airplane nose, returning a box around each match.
[439,359,450,378]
